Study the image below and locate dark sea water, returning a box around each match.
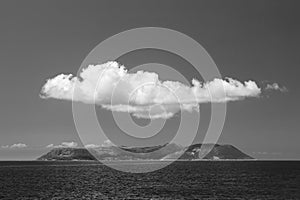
[0,161,299,200]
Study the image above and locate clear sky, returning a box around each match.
[0,0,299,160]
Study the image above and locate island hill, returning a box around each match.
[37,143,253,161]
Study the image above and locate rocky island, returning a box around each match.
[37,143,253,161]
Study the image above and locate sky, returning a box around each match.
[0,0,299,160]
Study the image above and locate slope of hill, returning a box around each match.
[163,144,253,160]
[37,143,253,161]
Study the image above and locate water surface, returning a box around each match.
[0,161,299,199]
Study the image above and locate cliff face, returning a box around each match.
[37,143,253,161]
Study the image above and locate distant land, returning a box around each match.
[37,144,253,161]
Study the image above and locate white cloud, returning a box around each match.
[40,61,281,119]
[102,139,113,147]
[60,142,78,148]
[133,111,175,119]
[84,144,101,148]
[46,141,78,148]
[1,145,9,149]
[266,83,288,92]
[9,143,27,148]
[46,141,111,149]
[84,141,113,148]
[46,144,54,148]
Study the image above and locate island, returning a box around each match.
[37,143,253,161]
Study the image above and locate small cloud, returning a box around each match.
[84,144,101,148]
[10,143,27,148]
[1,145,9,149]
[46,141,78,148]
[60,141,78,148]
[265,83,288,92]
[46,144,54,148]
[102,139,113,147]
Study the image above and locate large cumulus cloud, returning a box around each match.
[40,61,278,119]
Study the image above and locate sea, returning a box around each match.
[0,161,299,200]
